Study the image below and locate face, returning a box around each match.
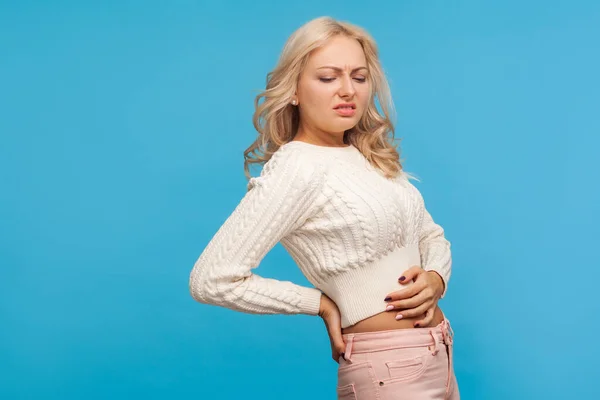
[295,35,371,141]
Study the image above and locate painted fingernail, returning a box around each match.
[395,314,403,320]
[399,276,406,281]
[415,323,420,328]
[384,296,392,301]
[386,304,394,311]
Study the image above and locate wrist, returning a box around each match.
[318,293,339,318]
[318,293,326,317]
[427,270,445,296]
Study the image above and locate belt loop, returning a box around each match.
[441,319,454,346]
[344,334,355,363]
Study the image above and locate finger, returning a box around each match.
[413,306,436,328]
[398,265,423,284]
[387,291,429,311]
[385,280,427,301]
[330,341,345,363]
[329,337,342,363]
[321,312,345,363]
[327,324,346,362]
[335,341,346,361]
[397,285,436,306]
[394,301,431,320]
[335,351,346,364]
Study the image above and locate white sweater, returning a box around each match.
[188,141,452,328]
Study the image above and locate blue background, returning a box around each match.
[1,1,598,399]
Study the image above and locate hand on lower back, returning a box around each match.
[318,294,345,363]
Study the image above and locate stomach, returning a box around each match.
[341,305,445,334]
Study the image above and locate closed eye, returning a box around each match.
[319,77,367,83]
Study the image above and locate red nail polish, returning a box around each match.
[414,323,420,328]
[399,276,406,281]
[384,296,392,301]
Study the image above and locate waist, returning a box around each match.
[318,243,421,329]
[342,318,454,355]
[342,305,444,334]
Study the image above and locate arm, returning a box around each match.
[419,204,452,298]
[188,149,325,315]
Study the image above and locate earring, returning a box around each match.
[291,99,297,105]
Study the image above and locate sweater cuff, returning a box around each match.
[297,286,322,315]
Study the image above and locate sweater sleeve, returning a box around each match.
[188,148,325,315]
[418,203,452,298]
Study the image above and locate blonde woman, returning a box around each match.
[189,16,460,400]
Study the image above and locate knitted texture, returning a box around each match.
[189,141,452,326]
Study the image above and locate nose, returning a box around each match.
[338,74,356,98]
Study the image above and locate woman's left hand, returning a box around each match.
[384,266,445,327]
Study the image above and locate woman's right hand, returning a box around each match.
[318,293,346,363]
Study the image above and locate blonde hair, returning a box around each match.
[244,16,410,180]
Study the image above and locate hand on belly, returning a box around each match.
[342,266,446,334]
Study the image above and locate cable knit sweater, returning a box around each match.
[188,140,452,328]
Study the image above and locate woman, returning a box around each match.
[189,16,459,400]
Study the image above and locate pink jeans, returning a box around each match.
[337,318,460,399]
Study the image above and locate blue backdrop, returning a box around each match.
[1,1,598,399]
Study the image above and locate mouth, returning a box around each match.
[333,104,357,117]
[333,103,356,110]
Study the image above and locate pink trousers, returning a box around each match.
[337,318,460,399]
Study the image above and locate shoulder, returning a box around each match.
[394,169,421,185]
[247,143,327,192]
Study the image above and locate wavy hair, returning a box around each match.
[244,16,412,181]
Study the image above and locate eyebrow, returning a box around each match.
[316,66,369,72]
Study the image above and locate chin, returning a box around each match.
[328,119,358,133]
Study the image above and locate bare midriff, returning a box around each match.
[341,305,445,334]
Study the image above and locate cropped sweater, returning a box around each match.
[188,141,452,328]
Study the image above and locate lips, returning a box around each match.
[334,103,356,110]
[334,106,356,117]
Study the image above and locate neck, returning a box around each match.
[295,126,346,147]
